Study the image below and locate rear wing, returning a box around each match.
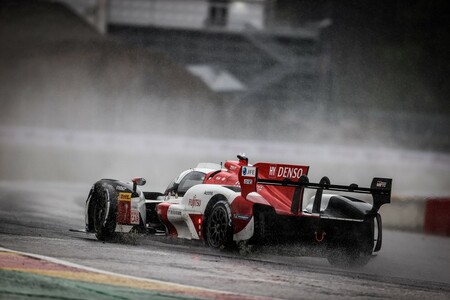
[239,164,392,213]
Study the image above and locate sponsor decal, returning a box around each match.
[118,192,131,201]
[233,214,252,221]
[269,165,277,178]
[130,210,140,224]
[376,181,387,188]
[277,167,304,179]
[188,196,201,208]
[117,192,133,224]
[243,179,253,185]
[242,166,256,177]
[168,209,182,216]
[204,191,213,196]
[115,185,127,191]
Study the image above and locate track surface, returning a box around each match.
[0,181,449,299]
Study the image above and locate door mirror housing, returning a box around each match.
[132,177,146,192]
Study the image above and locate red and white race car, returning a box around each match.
[85,155,391,266]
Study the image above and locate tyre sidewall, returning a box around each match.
[93,184,117,240]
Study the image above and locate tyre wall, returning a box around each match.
[424,198,450,236]
[381,197,450,237]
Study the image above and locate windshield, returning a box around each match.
[177,171,206,196]
[164,171,206,196]
[164,178,177,196]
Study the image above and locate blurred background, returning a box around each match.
[0,0,449,206]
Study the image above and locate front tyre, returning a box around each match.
[93,186,117,241]
[205,200,232,249]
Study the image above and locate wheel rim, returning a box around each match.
[207,205,228,248]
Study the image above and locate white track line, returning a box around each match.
[0,246,273,299]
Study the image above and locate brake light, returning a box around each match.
[188,214,203,239]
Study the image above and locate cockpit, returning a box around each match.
[164,163,221,197]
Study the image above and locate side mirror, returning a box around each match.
[132,177,146,192]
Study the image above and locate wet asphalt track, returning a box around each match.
[0,181,449,299]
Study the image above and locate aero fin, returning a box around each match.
[370,177,392,212]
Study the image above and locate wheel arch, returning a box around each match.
[203,194,230,225]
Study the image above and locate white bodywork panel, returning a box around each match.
[166,184,241,240]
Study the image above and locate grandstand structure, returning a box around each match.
[54,0,329,115]
[47,0,450,150]
[110,25,322,105]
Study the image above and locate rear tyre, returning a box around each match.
[327,218,374,267]
[93,187,117,241]
[205,200,232,249]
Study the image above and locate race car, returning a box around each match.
[85,154,392,266]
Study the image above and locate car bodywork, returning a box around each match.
[85,155,392,266]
